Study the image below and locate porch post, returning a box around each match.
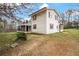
[20,25,21,31]
[25,24,26,32]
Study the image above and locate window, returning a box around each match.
[33,24,36,29]
[50,24,53,29]
[55,15,58,20]
[33,15,37,20]
[48,12,50,18]
[57,25,59,29]
[48,12,52,18]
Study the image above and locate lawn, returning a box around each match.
[0,29,79,56]
[0,32,17,49]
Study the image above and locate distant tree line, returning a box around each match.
[60,9,79,29]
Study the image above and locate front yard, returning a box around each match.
[0,29,79,56]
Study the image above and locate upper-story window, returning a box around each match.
[48,12,52,18]
[33,15,37,20]
[55,15,58,20]
[48,12,50,18]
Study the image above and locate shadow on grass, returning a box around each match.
[28,32,46,35]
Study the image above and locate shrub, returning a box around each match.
[16,32,27,41]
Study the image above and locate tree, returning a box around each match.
[65,9,73,28]
[74,15,79,29]
[66,9,73,22]
[59,13,65,31]
[0,3,34,19]
[0,18,4,32]
[0,3,34,32]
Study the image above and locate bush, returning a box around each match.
[64,25,79,29]
[16,32,27,41]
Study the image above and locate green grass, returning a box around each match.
[28,29,79,41]
[0,32,17,49]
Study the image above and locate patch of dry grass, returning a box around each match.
[0,32,17,49]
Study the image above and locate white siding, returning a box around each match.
[46,10,60,34]
[31,9,61,34]
[31,11,47,34]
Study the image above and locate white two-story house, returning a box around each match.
[31,7,63,34]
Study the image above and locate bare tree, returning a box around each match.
[74,15,79,29]
[65,9,73,28]
[0,3,34,18]
[66,9,73,22]
[0,3,34,32]
[0,18,4,32]
[58,13,65,31]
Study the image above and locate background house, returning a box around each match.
[17,20,31,32]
